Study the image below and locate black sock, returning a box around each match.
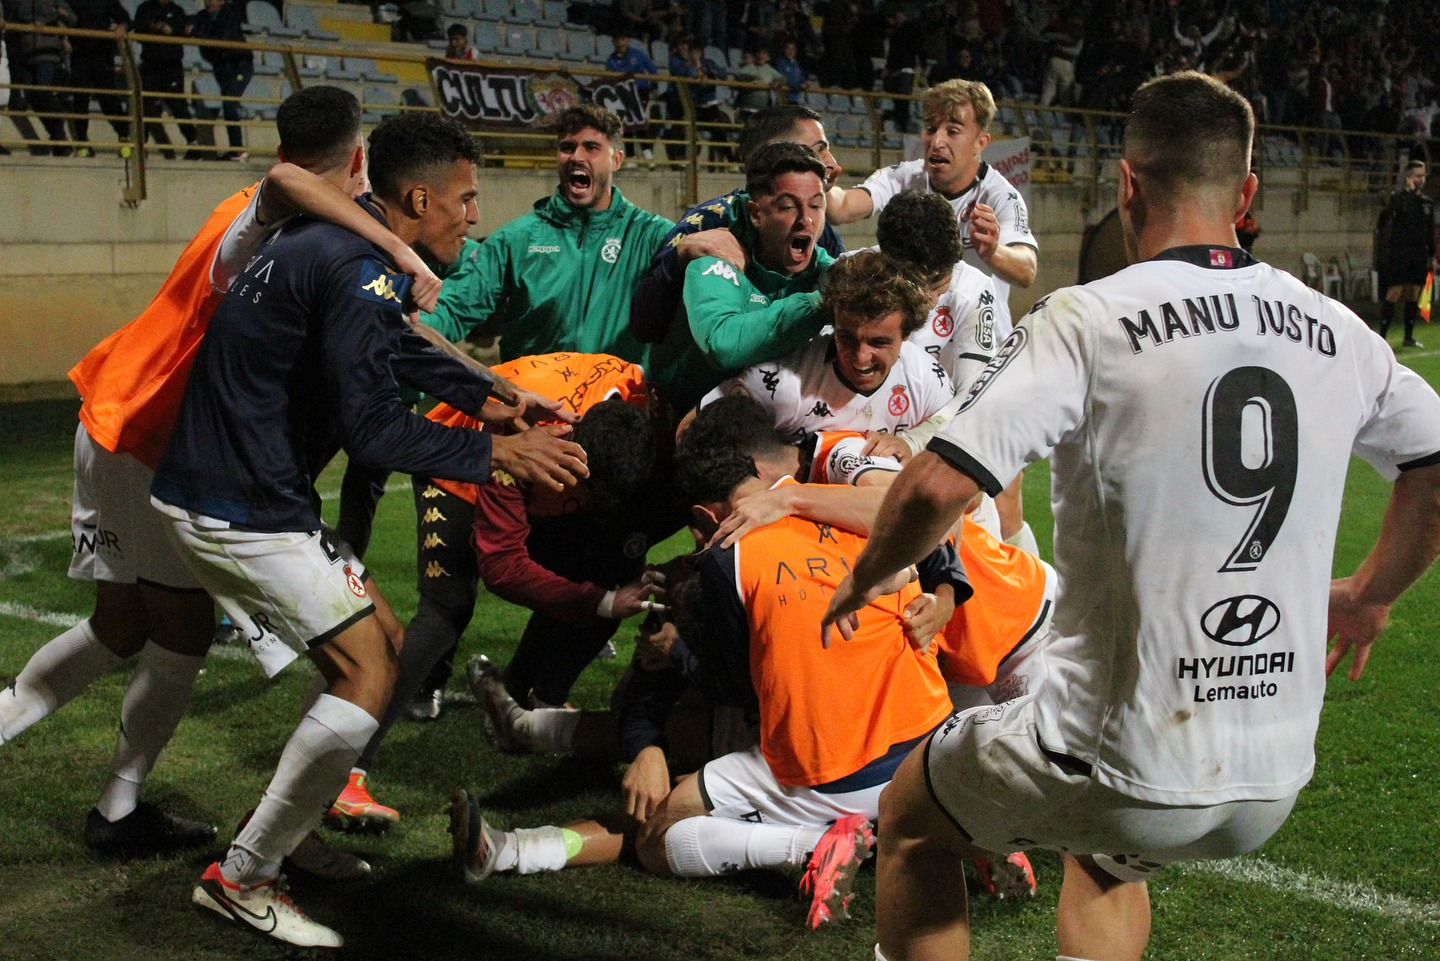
[1403,301,1419,342]
[1378,299,1395,336]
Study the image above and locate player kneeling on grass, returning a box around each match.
[329,352,678,829]
[450,395,967,928]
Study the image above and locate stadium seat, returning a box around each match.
[363,85,401,123]
[244,0,303,37]
[1343,249,1379,302]
[651,40,668,67]
[540,0,566,26]
[501,24,537,56]
[478,0,510,21]
[834,113,863,147]
[513,0,542,24]
[535,27,564,60]
[326,60,364,81]
[254,50,284,76]
[594,33,614,62]
[183,44,205,71]
[190,73,222,115]
[474,20,503,51]
[349,58,399,83]
[704,45,727,69]
[286,6,340,42]
[559,29,596,62]
[727,47,743,70]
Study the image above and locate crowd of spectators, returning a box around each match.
[561,0,1440,141]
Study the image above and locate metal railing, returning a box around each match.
[2,22,1434,208]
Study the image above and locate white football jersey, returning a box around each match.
[860,158,1037,329]
[931,247,1440,806]
[706,334,953,444]
[911,260,1009,391]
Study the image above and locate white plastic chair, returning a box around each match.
[1322,256,1345,299]
[1300,252,1324,290]
[1343,249,1379,302]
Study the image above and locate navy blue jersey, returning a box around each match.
[153,200,497,532]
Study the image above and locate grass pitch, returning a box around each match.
[1,335,1439,961]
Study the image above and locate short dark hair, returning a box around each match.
[822,250,931,338]
[1125,71,1253,206]
[276,86,361,169]
[573,397,654,513]
[553,104,624,149]
[675,395,789,505]
[875,190,963,284]
[1404,160,1426,174]
[446,23,467,39]
[744,141,825,198]
[738,104,823,164]
[367,113,482,203]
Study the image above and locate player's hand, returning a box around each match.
[821,573,874,648]
[969,202,1001,262]
[622,746,671,823]
[636,620,679,671]
[391,245,443,313]
[514,386,578,426]
[1325,577,1388,681]
[706,485,796,549]
[861,431,912,462]
[903,588,954,653]
[603,576,662,621]
[490,425,588,491]
[677,228,747,270]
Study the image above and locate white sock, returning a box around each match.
[0,620,123,743]
[662,816,826,877]
[1004,520,1040,556]
[875,947,890,961]
[95,642,205,821]
[512,826,570,873]
[517,707,581,753]
[223,694,377,886]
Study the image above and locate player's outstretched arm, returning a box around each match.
[969,202,1037,288]
[1327,462,1440,680]
[707,481,888,549]
[822,452,979,647]
[261,163,443,310]
[825,184,875,225]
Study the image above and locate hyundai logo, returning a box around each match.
[1201,595,1281,647]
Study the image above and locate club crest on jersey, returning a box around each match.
[344,565,367,598]
[888,385,910,416]
[932,306,955,338]
[957,327,1028,415]
[356,259,412,307]
[601,237,623,263]
[1209,248,1233,268]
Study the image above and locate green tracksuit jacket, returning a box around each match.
[647,195,834,411]
[420,187,674,365]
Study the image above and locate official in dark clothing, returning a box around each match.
[1376,160,1436,347]
[66,0,132,151]
[189,0,251,157]
[132,0,198,157]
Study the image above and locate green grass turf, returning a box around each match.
[2,329,1439,960]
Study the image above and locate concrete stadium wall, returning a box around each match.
[0,158,1381,394]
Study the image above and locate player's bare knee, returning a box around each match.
[633,819,674,876]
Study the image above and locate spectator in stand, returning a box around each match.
[818,0,859,91]
[663,35,730,160]
[3,0,77,155]
[606,32,660,159]
[132,0,200,160]
[445,22,480,61]
[190,0,253,160]
[736,0,775,56]
[882,6,924,134]
[731,48,782,121]
[773,38,805,106]
[1038,13,1082,108]
[67,0,132,156]
[685,0,724,52]
[617,0,662,44]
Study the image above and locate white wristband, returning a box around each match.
[596,589,618,619]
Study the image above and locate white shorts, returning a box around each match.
[924,695,1299,882]
[68,424,200,590]
[154,505,374,678]
[699,744,886,826]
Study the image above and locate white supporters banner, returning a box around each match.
[902,134,1033,206]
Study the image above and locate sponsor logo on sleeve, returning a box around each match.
[701,260,741,285]
[356,258,412,308]
[955,327,1028,415]
[976,306,995,350]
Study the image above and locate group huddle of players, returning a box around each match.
[7,68,1437,961]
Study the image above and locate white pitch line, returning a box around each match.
[1179,856,1440,927]
[0,601,254,663]
[0,481,412,548]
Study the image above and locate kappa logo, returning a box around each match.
[956,327,1029,415]
[361,274,402,303]
[421,485,444,499]
[701,260,741,286]
[601,237,623,263]
[887,385,910,416]
[425,560,450,578]
[760,368,780,397]
[422,533,447,549]
[932,305,955,338]
[356,258,412,307]
[1201,595,1281,647]
[422,507,448,524]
